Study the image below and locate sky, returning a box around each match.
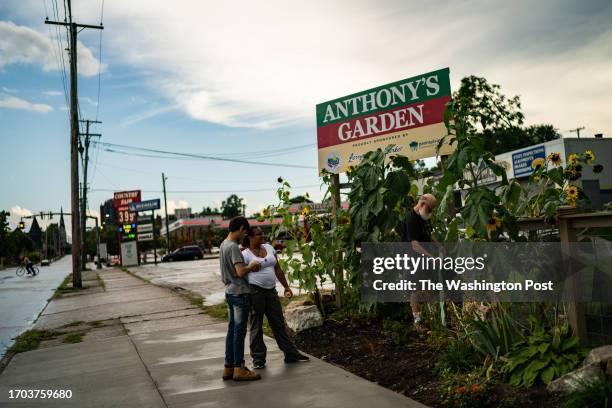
[1,0,611,234]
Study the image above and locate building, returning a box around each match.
[174,208,193,219]
[28,216,42,250]
[59,208,67,249]
[457,137,612,208]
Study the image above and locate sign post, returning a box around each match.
[113,190,141,266]
[129,199,161,266]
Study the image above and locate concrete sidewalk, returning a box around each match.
[0,267,427,407]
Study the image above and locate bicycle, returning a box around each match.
[16,265,39,277]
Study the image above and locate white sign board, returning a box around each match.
[139,224,153,233]
[98,243,108,261]
[121,241,138,266]
[138,233,153,242]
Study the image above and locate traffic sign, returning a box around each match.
[138,233,153,242]
[129,199,161,213]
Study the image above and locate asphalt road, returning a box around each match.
[0,256,71,358]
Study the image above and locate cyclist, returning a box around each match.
[22,256,36,275]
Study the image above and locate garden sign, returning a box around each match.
[316,67,454,174]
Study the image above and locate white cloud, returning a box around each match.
[0,95,53,113]
[80,96,98,106]
[0,20,104,77]
[1,86,17,93]
[7,205,32,229]
[163,200,190,216]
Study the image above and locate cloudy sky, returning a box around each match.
[1,0,611,232]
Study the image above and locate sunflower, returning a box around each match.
[301,206,310,217]
[584,150,595,164]
[347,165,355,174]
[277,177,284,183]
[594,164,604,174]
[568,153,578,165]
[565,185,579,201]
[547,152,562,166]
[282,191,290,200]
[565,168,581,181]
[486,216,502,232]
[531,157,545,170]
[262,207,270,217]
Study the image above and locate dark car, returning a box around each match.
[162,245,204,262]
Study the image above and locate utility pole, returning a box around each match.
[79,119,101,269]
[162,173,171,252]
[570,127,585,138]
[45,2,103,288]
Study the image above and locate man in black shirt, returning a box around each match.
[402,193,438,332]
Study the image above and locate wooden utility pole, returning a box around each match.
[45,3,103,288]
[570,127,585,139]
[162,173,171,251]
[331,173,343,308]
[79,119,101,270]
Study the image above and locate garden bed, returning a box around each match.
[294,316,563,408]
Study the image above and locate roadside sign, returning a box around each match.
[113,190,141,224]
[512,145,546,178]
[121,241,138,266]
[316,68,454,174]
[138,233,153,242]
[138,224,153,233]
[128,199,160,213]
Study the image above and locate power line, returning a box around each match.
[90,184,321,194]
[93,141,317,169]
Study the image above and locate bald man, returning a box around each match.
[401,194,438,332]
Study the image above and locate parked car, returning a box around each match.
[162,245,204,262]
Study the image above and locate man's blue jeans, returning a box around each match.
[225,293,250,367]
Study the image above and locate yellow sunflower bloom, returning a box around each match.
[584,150,595,164]
[301,206,310,216]
[486,216,502,232]
[531,157,545,170]
[547,152,562,166]
[565,185,579,201]
[567,153,578,165]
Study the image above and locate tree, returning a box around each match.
[201,206,221,216]
[0,211,11,266]
[221,194,244,219]
[484,124,561,155]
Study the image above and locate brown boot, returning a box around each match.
[222,366,234,380]
[233,365,261,381]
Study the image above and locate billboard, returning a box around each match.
[113,190,141,225]
[512,145,546,178]
[316,68,454,174]
[128,199,160,213]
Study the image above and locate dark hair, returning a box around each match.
[229,216,250,233]
[242,226,262,247]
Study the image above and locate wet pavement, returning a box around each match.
[130,254,326,306]
[0,266,427,407]
[0,257,72,358]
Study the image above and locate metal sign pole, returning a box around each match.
[152,210,157,266]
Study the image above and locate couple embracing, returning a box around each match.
[220,216,309,381]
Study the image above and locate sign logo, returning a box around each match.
[512,145,546,178]
[409,141,419,151]
[326,152,341,171]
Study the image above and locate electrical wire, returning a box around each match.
[89,184,321,194]
[93,141,317,169]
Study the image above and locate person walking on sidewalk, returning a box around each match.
[242,227,310,369]
[220,216,262,381]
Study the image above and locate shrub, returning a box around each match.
[500,323,585,388]
[436,340,480,373]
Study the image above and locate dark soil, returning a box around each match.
[294,317,563,408]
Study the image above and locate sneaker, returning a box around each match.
[284,353,310,363]
[222,366,234,380]
[253,360,266,369]
[233,365,261,381]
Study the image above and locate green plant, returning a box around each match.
[63,332,85,343]
[436,340,480,373]
[562,376,612,408]
[500,323,584,388]
[382,318,411,345]
[9,329,63,353]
